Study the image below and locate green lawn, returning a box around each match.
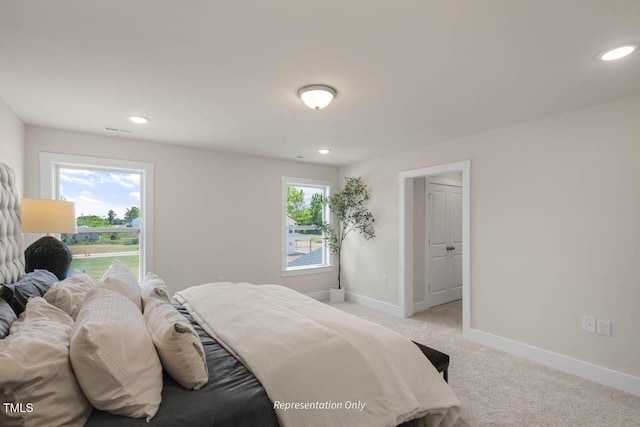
[70,255,139,282]
[68,244,139,255]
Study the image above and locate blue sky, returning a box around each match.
[58,168,140,219]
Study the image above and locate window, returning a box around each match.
[281,177,332,276]
[40,153,154,281]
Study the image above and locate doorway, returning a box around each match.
[398,160,470,336]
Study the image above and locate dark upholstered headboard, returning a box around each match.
[0,162,25,284]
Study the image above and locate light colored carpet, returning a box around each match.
[331,300,640,427]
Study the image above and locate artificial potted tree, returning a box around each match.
[318,177,375,303]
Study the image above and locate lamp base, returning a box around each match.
[25,236,72,281]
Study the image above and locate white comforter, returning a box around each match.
[175,282,460,427]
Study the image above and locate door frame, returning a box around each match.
[399,160,470,335]
[425,177,462,308]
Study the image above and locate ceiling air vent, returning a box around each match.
[103,126,133,134]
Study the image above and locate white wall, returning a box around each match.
[0,97,25,193]
[340,95,640,378]
[25,126,338,295]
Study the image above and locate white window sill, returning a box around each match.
[281,265,334,277]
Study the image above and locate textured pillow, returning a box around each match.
[44,271,94,319]
[70,287,162,421]
[0,298,92,427]
[0,269,59,316]
[140,272,171,310]
[0,296,17,338]
[144,298,209,390]
[98,259,142,311]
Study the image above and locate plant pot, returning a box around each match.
[329,286,345,303]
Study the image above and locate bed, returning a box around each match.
[0,161,460,427]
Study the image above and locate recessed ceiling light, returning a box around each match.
[318,149,331,155]
[128,115,149,124]
[598,44,638,61]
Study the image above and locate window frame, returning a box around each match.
[281,176,333,277]
[39,152,155,277]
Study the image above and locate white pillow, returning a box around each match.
[140,272,171,310]
[98,259,142,311]
[0,298,92,427]
[44,271,94,319]
[144,298,209,390]
[70,287,163,421]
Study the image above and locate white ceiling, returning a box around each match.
[1,1,639,166]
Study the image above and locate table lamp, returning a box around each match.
[21,198,77,280]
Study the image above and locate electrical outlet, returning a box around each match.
[597,320,611,337]
[381,275,388,286]
[583,316,596,333]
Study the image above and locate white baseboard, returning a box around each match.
[345,290,402,316]
[311,288,640,397]
[413,300,428,313]
[305,290,329,301]
[466,328,640,397]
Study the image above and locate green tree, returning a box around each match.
[310,193,324,226]
[107,209,116,225]
[318,177,375,289]
[286,187,311,225]
[124,206,140,222]
[77,215,108,228]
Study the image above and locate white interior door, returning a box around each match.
[426,181,462,307]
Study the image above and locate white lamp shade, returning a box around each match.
[21,199,77,234]
[298,85,337,110]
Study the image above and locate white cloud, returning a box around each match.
[62,169,97,176]
[59,169,141,218]
[109,173,140,189]
[76,194,108,206]
[72,195,130,218]
[126,174,141,186]
[60,173,94,186]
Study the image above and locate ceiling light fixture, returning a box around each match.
[128,115,149,124]
[598,44,638,61]
[298,85,337,110]
[318,149,331,155]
